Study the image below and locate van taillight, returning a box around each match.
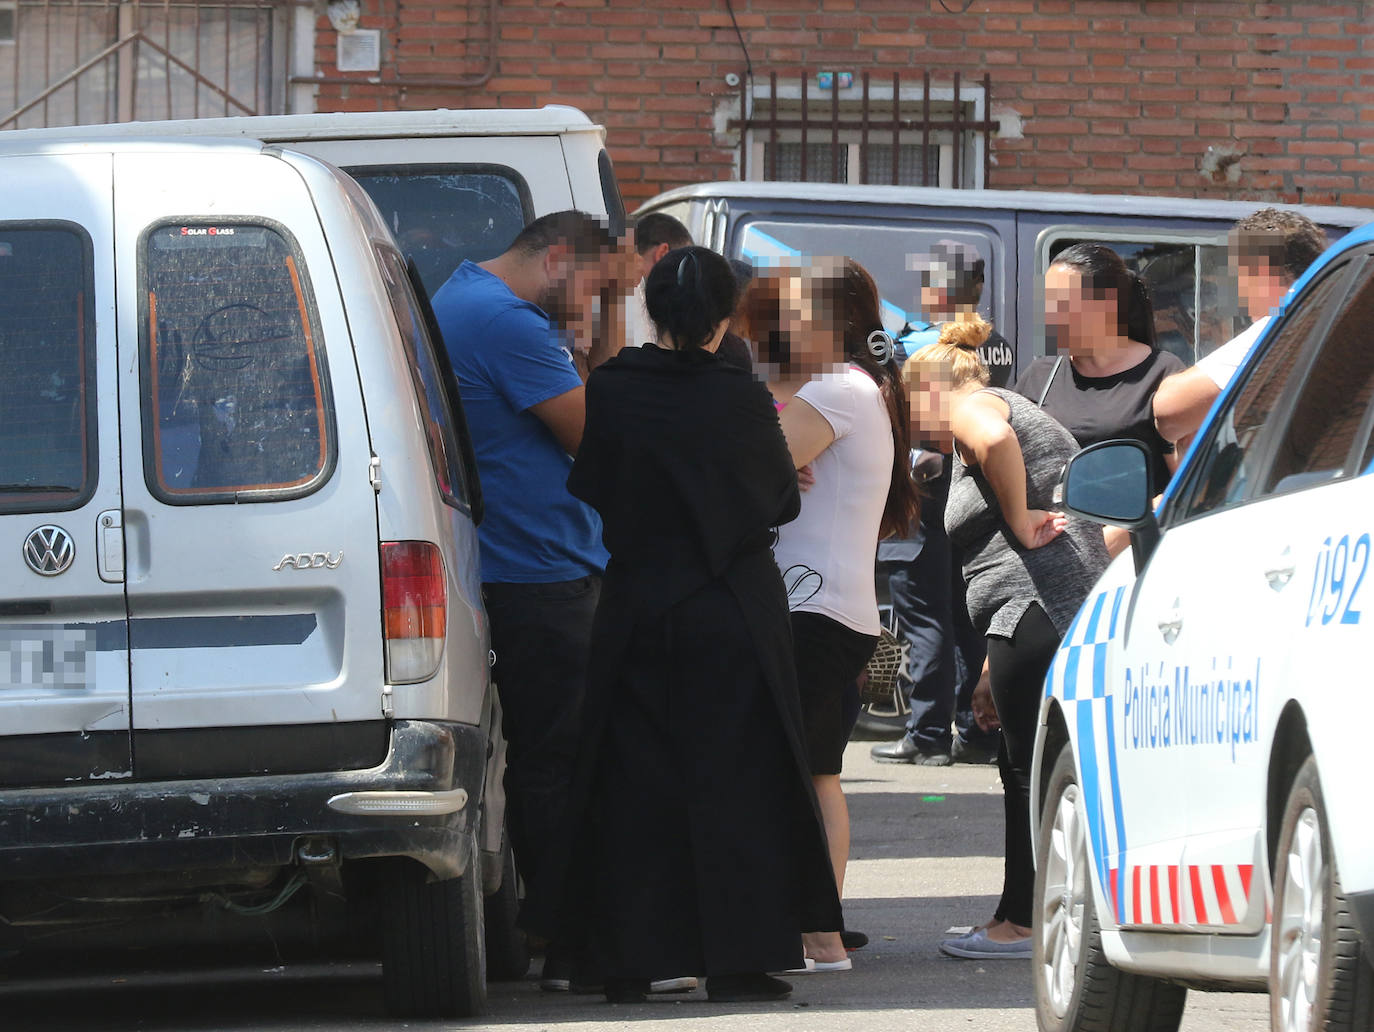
[381,541,446,684]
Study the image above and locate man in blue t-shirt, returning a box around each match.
[430,212,629,985]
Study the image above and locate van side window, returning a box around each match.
[349,167,530,298]
[375,246,471,511]
[141,222,334,503]
[1174,265,1348,521]
[0,225,97,514]
[1044,236,1254,366]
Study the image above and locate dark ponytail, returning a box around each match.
[806,257,920,539]
[1051,242,1156,348]
[644,245,738,350]
[1124,271,1155,347]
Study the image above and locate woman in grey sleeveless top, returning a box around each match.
[905,320,1109,960]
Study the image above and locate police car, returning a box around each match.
[1030,221,1374,1032]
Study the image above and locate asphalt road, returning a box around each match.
[2,743,1270,1032]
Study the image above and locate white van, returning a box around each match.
[0,134,504,1017]
[8,105,627,298]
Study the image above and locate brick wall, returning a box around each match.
[310,0,1374,208]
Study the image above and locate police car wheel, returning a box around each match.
[1270,756,1374,1032]
[1033,747,1187,1032]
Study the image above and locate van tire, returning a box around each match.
[1033,747,1187,1032]
[1270,756,1374,1032]
[483,833,530,982]
[381,838,487,1018]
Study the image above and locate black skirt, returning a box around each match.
[791,611,878,776]
[588,581,811,979]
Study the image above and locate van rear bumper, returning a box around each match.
[0,719,488,882]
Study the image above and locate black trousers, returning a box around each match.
[483,575,601,891]
[985,602,1060,929]
[888,538,997,751]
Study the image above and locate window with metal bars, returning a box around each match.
[730,70,994,189]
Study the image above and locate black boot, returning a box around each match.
[840,929,869,950]
[870,736,952,765]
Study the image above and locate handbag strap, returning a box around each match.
[1037,355,1064,408]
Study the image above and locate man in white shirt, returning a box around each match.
[625,213,692,348]
[1154,208,1327,447]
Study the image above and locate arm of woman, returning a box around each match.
[952,392,1066,550]
[778,396,836,470]
[1103,525,1131,558]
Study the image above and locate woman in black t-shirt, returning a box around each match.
[1014,243,1185,498]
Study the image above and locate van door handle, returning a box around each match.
[96,510,124,584]
[1157,600,1182,644]
[1264,547,1295,591]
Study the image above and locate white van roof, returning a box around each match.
[0,134,270,158]
[639,180,1373,230]
[0,106,605,146]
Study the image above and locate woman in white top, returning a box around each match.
[771,256,920,968]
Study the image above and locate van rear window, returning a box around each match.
[348,167,530,298]
[141,222,333,503]
[0,225,96,514]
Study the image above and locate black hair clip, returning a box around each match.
[676,251,702,291]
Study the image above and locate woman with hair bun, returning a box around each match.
[527,245,841,1004]
[1015,243,1185,510]
[904,325,1108,960]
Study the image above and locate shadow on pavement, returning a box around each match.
[0,935,1037,1032]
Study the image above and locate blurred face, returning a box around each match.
[921,284,952,322]
[1044,263,1120,355]
[1231,254,1280,321]
[906,364,956,452]
[780,266,845,377]
[539,244,604,325]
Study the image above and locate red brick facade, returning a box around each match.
[308,0,1374,208]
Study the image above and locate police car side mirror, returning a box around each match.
[1057,440,1152,526]
[1054,440,1160,575]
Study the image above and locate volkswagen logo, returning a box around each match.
[23,525,75,576]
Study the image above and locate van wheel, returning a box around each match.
[1270,756,1374,1032]
[484,833,530,982]
[1034,747,1187,1032]
[381,836,487,1018]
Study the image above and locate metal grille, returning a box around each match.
[0,0,285,130]
[731,70,997,189]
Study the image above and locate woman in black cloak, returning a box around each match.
[522,247,841,1004]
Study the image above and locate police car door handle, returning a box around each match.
[1157,602,1182,644]
[1264,548,1295,591]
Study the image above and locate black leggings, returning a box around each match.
[986,603,1060,929]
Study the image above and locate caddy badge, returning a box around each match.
[274,551,344,571]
